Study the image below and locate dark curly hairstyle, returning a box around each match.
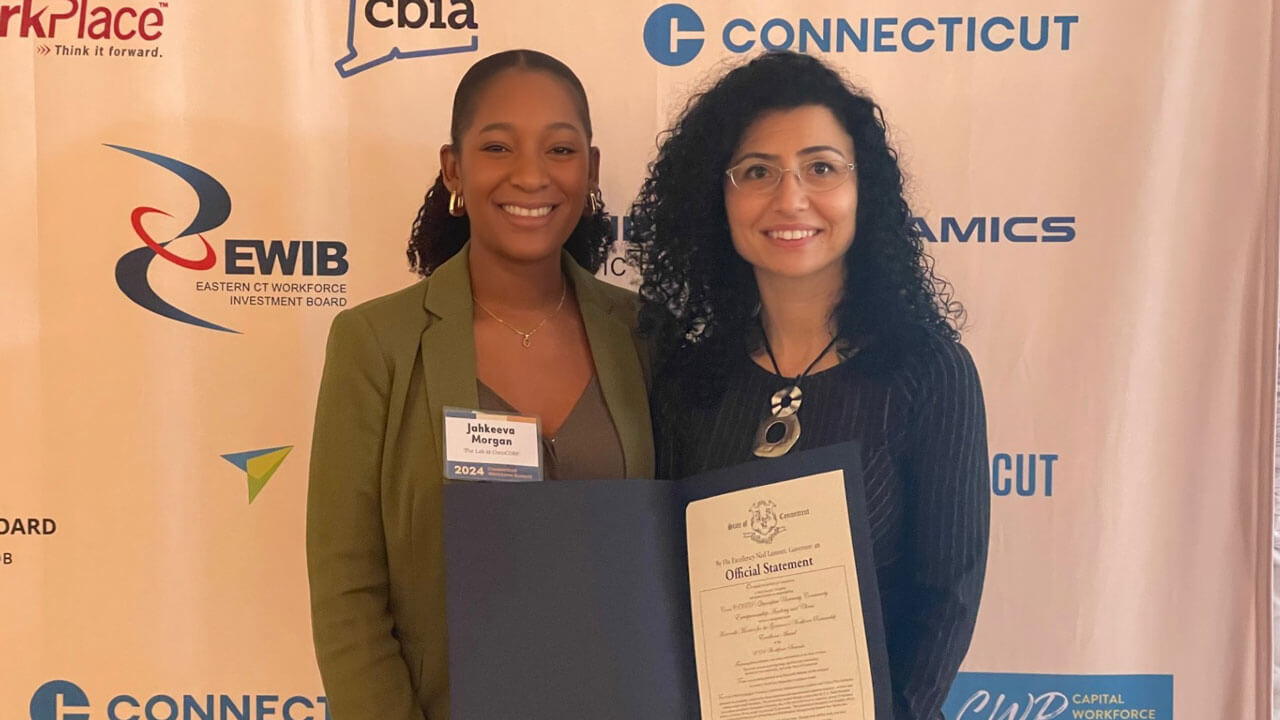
[629,51,963,398]
[406,49,613,276]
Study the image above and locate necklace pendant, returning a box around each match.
[754,384,804,457]
[770,385,802,417]
[521,333,532,348]
[753,412,801,458]
[752,319,837,458]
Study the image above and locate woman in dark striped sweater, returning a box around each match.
[628,51,990,720]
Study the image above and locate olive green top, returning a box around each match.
[476,374,626,482]
[306,245,653,720]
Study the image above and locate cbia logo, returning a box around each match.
[0,0,165,40]
[362,0,475,29]
[913,215,1076,244]
[336,0,478,78]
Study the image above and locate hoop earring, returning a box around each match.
[448,190,466,217]
[587,188,603,214]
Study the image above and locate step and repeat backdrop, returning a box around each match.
[2,1,1277,719]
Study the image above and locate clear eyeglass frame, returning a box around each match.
[724,160,858,194]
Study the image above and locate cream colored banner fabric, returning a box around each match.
[1,1,1276,719]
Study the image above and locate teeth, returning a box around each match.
[501,205,552,218]
[767,229,818,240]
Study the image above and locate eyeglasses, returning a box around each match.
[725,159,857,194]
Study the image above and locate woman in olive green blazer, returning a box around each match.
[306,51,653,720]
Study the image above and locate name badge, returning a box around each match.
[443,407,543,482]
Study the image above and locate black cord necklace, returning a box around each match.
[751,323,841,458]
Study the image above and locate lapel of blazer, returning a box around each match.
[420,247,480,468]
[569,259,654,479]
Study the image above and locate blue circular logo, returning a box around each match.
[643,3,705,66]
[30,680,90,720]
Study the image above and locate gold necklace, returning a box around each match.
[472,281,568,348]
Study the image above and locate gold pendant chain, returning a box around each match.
[472,280,568,348]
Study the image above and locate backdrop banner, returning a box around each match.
[2,1,1277,719]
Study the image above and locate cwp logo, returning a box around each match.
[336,0,478,78]
[943,673,1172,720]
[643,3,704,67]
[30,680,90,720]
[108,144,237,333]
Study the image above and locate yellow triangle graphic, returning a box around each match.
[244,446,293,503]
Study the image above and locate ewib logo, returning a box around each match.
[336,0,478,78]
[108,144,350,334]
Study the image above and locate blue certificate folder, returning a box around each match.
[443,442,892,719]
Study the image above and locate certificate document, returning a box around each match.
[686,470,876,720]
[444,442,890,720]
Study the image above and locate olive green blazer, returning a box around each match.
[306,247,654,720]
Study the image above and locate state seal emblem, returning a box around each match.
[745,499,785,544]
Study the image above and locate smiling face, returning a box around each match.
[724,105,858,286]
[441,68,598,265]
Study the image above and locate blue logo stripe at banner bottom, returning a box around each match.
[943,673,1173,720]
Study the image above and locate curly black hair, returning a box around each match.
[406,49,613,276]
[628,51,964,398]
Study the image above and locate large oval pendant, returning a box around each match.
[752,412,801,458]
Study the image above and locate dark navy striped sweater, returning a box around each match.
[654,337,990,720]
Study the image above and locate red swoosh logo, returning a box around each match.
[131,206,217,270]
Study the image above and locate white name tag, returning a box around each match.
[442,407,543,482]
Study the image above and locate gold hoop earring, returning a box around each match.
[587,188,603,214]
[448,190,466,217]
